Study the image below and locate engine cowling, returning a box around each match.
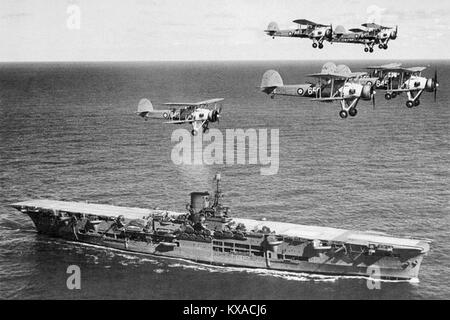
[425,78,436,92]
[360,84,373,100]
[208,109,220,122]
[390,30,397,40]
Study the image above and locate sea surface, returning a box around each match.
[0,61,449,300]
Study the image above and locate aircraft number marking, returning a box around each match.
[307,87,320,95]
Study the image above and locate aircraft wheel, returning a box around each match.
[414,99,420,107]
[349,108,358,117]
[406,101,414,108]
[339,110,348,119]
[312,43,318,48]
[379,44,384,49]
[385,93,392,100]
[369,48,374,53]
[318,43,324,49]
[383,44,388,50]
[270,95,275,99]
[191,129,198,136]
[391,92,397,98]
[203,127,209,134]
[364,48,369,53]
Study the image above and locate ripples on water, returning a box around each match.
[0,61,449,299]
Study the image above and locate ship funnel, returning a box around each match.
[190,192,210,213]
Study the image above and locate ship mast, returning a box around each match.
[213,173,222,208]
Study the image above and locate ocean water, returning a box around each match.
[0,61,449,300]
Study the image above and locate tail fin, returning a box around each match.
[321,62,337,74]
[335,64,351,75]
[261,70,283,94]
[266,22,279,32]
[334,25,346,35]
[265,22,279,35]
[137,98,153,118]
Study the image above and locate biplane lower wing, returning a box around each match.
[311,97,347,102]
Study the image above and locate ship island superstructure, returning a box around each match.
[11,174,430,280]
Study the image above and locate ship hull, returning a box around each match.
[24,211,425,281]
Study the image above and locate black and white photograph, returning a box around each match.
[0,0,449,304]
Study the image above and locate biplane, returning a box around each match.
[136,98,224,135]
[332,23,398,53]
[265,19,333,49]
[366,64,439,108]
[261,62,378,119]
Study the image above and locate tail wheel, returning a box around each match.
[339,110,348,119]
[385,93,392,100]
[414,99,420,107]
[349,108,358,117]
[312,43,318,48]
[406,101,414,108]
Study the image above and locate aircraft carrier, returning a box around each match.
[10,174,430,280]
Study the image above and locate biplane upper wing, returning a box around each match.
[307,72,353,79]
[293,19,328,27]
[164,98,224,107]
[361,22,390,30]
[366,63,403,70]
[403,67,427,73]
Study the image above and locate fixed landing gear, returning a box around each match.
[391,92,397,98]
[339,110,348,119]
[364,47,374,53]
[203,126,209,134]
[191,129,198,136]
[312,43,318,48]
[385,93,392,100]
[348,108,358,117]
[406,101,414,108]
[318,43,324,49]
[383,44,388,50]
[379,44,384,49]
[414,99,420,107]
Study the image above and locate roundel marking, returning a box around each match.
[288,32,293,36]
[297,88,304,95]
[163,112,168,119]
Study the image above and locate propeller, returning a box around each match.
[372,91,376,109]
[434,69,438,102]
[210,103,223,123]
